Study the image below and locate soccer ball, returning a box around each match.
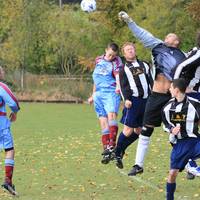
[80,0,96,13]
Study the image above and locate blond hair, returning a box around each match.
[121,42,135,55]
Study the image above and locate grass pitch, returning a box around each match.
[0,103,199,200]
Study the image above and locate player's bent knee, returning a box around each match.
[123,126,134,136]
[134,127,142,135]
[141,126,154,137]
[168,170,178,182]
[5,147,14,152]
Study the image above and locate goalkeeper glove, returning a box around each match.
[118,11,133,23]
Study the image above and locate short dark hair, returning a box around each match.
[107,43,119,53]
[172,78,188,93]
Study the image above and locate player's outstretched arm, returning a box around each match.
[118,11,133,23]
[118,11,162,49]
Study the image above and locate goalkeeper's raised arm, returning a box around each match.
[118,11,162,49]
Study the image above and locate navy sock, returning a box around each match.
[115,132,139,157]
[166,182,176,200]
[115,132,126,157]
[122,132,139,150]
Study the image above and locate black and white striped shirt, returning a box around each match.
[162,96,200,139]
[174,47,200,92]
[189,66,200,92]
[119,59,153,100]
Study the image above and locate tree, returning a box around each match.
[46,4,111,74]
[0,0,199,77]
[186,0,200,22]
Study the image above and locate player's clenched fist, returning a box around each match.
[88,96,93,104]
[118,11,133,23]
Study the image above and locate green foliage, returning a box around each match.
[186,0,200,22]
[46,4,111,74]
[0,0,199,73]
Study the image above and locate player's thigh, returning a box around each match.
[143,92,171,127]
[93,92,107,117]
[0,128,14,150]
[120,97,146,128]
[132,97,147,126]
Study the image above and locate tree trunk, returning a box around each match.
[20,67,25,90]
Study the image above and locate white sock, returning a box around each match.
[135,135,150,167]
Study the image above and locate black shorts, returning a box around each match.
[143,92,171,127]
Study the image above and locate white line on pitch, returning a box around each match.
[118,169,162,191]
[118,169,184,199]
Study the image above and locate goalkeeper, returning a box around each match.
[118,11,186,176]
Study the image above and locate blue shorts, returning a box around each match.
[187,92,200,101]
[93,90,121,117]
[120,96,147,128]
[170,138,200,171]
[0,128,14,150]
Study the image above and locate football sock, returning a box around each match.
[135,135,150,167]
[115,132,139,157]
[115,132,126,157]
[5,159,14,185]
[108,120,118,147]
[166,182,176,200]
[123,132,139,150]
[101,129,110,149]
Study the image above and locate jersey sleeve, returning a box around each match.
[119,67,132,101]
[174,48,200,79]
[143,61,154,88]
[95,55,102,64]
[0,82,20,113]
[189,66,200,89]
[196,101,200,120]
[127,21,163,49]
[161,101,174,133]
[112,56,123,76]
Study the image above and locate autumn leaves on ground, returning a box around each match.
[0,103,199,200]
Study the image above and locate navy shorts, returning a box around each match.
[120,96,147,128]
[170,137,200,171]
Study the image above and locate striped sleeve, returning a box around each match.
[189,66,200,90]
[112,56,123,76]
[119,67,132,101]
[143,61,154,88]
[0,82,20,112]
[95,55,103,65]
[174,48,200,79]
